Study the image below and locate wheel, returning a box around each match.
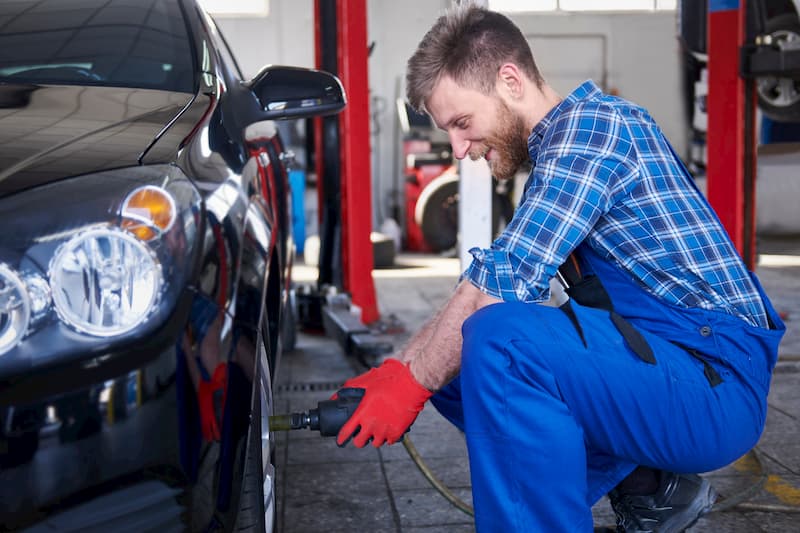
[756,14,800,123]
[187,327,278,533]
[414,173,459,253]
[233,367,276,533]
[236,323,279,532]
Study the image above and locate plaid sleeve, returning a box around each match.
[463,102,639,302]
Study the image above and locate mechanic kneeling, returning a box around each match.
[335,4,785,532]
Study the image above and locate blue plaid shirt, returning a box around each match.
[463,81,769,328]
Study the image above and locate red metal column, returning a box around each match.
[336,0,379,323]
[706,0,758,269]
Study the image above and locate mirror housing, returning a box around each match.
[247,65,346,120]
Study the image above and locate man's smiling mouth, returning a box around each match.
[469,146,492,161]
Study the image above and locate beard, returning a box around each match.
[468,99,529,181]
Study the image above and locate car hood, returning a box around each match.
[0,84,195,197]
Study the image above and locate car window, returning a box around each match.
[0,0,196,93]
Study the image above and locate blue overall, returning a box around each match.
[431,246,785,532]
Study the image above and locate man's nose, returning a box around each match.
[448,131,470,160]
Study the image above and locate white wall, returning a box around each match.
[509,11,685,152]
[215,2,687,230]
[214,0,315,74]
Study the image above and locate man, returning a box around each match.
[335,4,785,532]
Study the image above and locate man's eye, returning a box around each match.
[455,120,468,129]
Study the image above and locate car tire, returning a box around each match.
[233,374,276,533]
[188,442,218,532]
[756,13,800,123]
[187,331,278,532]
[414,173,459,253]
[188,422,267,533]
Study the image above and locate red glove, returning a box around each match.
[336,359,432,448]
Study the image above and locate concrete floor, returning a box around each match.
[275,237,800,532]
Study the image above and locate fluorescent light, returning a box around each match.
[489,0,676,12]
[560,0,654,10]
[197,0,269,16]
[489,0,557,11]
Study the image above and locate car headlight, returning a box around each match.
[0,164,201,360]
[0,264,30,356]
[49,226,162,337]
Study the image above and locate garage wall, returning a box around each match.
[215,2,687,230]
[511,11,685,153]
[214,0,315,73]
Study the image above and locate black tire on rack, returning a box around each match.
[414,173,459,253]
[757,13,800,123]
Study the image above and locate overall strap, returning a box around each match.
[557,250,656,365]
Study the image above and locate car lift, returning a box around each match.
[296,0,393,364]
[707,0,800,270]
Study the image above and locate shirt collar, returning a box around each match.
[527,80,603,161]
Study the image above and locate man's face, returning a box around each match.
[426,75,529,180]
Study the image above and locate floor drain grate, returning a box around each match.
[275,381,344,393]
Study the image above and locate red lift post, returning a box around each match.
[336,0,379,324]
[313,0,379,324]
[706,0,758,270]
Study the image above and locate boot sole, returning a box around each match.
[659,478,718,533]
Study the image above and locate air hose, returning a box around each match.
[713,448,800,514]
[401,434,474,516]
[401,437,800,518]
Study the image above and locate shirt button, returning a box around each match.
[700,326,712,337]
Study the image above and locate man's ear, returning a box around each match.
[496,63,524,100]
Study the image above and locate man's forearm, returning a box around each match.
[400,281,500,391]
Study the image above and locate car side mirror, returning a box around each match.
[247,65,346,120]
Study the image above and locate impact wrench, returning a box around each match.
[268,387,366,437]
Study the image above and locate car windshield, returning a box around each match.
[0,0,195,93]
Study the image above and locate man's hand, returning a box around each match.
[336,358,433,448]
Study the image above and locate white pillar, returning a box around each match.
[455,0,491,272]
[458,157,493,270]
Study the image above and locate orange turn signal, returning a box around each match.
[120,186,177,241]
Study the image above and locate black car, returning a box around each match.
[0,0,344,530]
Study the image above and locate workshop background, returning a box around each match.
[0,0,800,533]
[206,1,800,531]
[213,0,690,238]
[202,1,800,531]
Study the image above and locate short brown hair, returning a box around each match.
[406,3,543,113]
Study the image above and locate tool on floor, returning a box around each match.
[268,387,365,436]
